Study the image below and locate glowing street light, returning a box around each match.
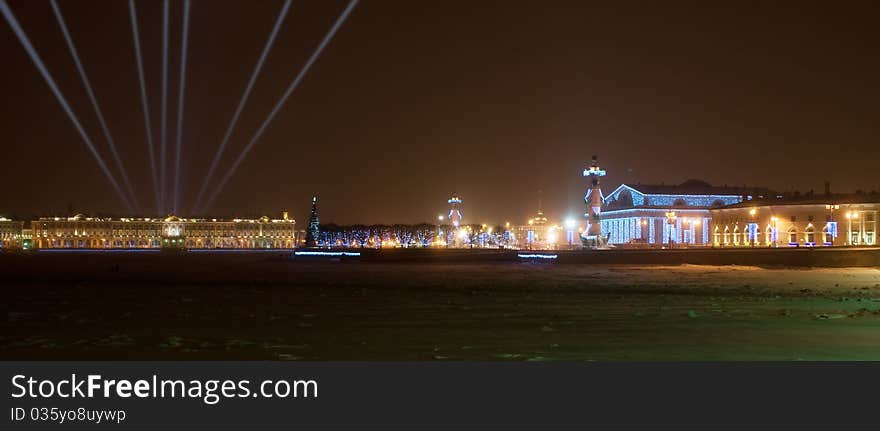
[665,211,677,247]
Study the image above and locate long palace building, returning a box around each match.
[18,213,300,250]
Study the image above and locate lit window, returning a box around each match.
[805,226,815,244]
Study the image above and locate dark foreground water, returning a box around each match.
[2,251,880,360]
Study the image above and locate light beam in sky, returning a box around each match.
[173,0,191,214]
[2,0,133,212]
[193,0,294,213]
[51,0,141,213]
[160,0,169,213]
[200,0,359,213]
[129,0,161,212]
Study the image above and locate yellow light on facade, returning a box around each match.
[749,209,757,216]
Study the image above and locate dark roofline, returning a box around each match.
[717,192,880,209]
[617,181,776,197]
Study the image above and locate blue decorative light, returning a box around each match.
[582,167,606,177]
[518,253,557,259]
[189,249,292,252]
[747,223,758,241]
[603,184,743,208]
[295,251,361,257]
[826,221,838,238]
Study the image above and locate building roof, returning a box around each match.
[628,179,774,197]
[717,192,880,209]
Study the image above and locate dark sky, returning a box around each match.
[2,0,878,225]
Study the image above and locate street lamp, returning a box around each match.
[437,215,445,247]
[845,211,860,245]
[665,211,677,248]
[564,218,577,247]
[770,216,778,247]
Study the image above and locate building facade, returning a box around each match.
[29,213,298,249]
[598,180,774,246]
[709,196,879,247]
[0,217,25,249]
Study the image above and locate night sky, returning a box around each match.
[2,0,878,224]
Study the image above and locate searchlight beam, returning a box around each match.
[193,0,293,213]
[2,0,133,212]
[200,0,359,213]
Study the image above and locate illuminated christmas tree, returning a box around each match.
[305,196,320,247]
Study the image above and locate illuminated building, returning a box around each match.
[709,193,879,247]
[29,213,297,249]
[581,156,608,248]
[508,208,563,250]
[0,217,25,249]
[599,180,772,246]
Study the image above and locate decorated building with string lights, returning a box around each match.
[598,180,770,246]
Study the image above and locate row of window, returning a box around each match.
[714,223,876,246]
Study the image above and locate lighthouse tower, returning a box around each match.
[448,194,463,228]
[581,156,609,248]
